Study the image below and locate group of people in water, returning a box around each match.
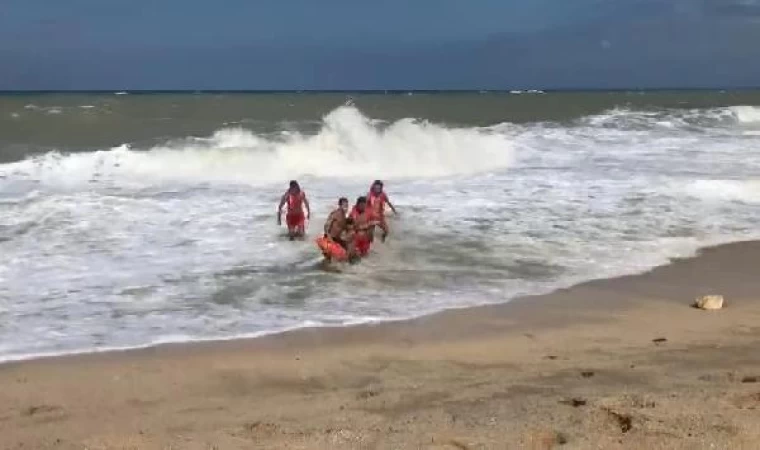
[277,179,397,263]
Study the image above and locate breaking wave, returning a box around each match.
[0,106,515,187]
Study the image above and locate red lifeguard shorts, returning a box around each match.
[286,212,305,229]
[354,234,371,256]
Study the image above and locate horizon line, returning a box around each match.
[1,87,760,95]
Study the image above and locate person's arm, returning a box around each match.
[323,212,335,236]
[303,194,311,219]
[277,193,286,225]
[385,195,398,215]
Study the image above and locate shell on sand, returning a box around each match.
[694,295,724,310]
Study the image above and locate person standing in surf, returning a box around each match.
[350,196,377,257]
[277,180,311,240]
[367,180,397,242]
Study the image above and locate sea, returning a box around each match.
[1,90,759,362]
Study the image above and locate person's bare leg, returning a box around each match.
[378,219,389,242]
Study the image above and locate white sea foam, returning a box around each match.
[684,180,760,204]
[23,104,65,115]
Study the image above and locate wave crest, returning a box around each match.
[729,106,760,125]
[0,106,515,186]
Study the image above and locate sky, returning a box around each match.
[1,0,759,90]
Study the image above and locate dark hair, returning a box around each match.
[372,180,383,187]
[356,196,367,204]
[338,197,348,205]
[289,180,299,189]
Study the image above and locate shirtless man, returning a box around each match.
[323,197,350,249]
[277,180,311,240]
[367,180,397,242]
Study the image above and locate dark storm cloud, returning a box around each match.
[1,0,759,90]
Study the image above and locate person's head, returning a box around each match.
[371,180,384,194]
[338,197,349,213]
[355,196,367,212]
[288,180,300,194]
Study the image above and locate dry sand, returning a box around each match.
[2,241,760,449]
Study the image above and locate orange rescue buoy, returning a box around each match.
[316,236,348,261]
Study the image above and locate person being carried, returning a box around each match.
[318,217,359,266]
[277,180,310,240]
[319,198,357,264]
[349,196,378,257]
[340,217,360,263]
[367,180,397,242]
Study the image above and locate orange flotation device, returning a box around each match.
[316,236,348,261]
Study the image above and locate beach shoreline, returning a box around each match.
[1,239,752,367]
[2,240,760,449]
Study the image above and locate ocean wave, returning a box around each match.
[24,104,63,114]
[578,105,760,130]
[0,106,515,186]
[17,104,98,116]
[729,106,760,125]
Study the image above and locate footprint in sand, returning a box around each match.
[732,392,760,410]
[21,404,67,423]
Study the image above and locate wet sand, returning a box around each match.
[2,241,760,449]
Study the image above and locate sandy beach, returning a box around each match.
[2,241,760,449]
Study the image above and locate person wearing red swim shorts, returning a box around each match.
[277,180,311,240]
[367,180,397,242]
[349,196,377,257]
